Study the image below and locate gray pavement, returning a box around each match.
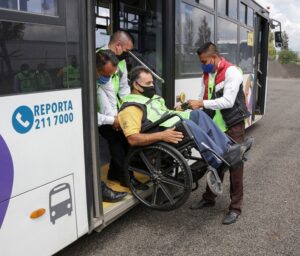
[57,78,300,256]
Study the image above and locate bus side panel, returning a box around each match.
[0,90,88,255]
[0,175,77,256]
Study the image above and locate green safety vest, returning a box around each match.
[17,72,36,92]
[121,94,191,129]
[63,65,80,87]
[35,71,51,90]
[207,73,227,132]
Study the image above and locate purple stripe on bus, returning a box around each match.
[0,135,14,228]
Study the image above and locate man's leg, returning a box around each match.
[226,121,245,215]
[190,110,232,150]
[98,125,128,182]
[185,119,231,169]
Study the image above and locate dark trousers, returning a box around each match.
[98,125,129,182]
[202,121,245,214]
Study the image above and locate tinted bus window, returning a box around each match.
[239,27,253,73]
[247,7,254,27]
[239,3,246,24]
[0,20,81,95]
[196,0,214,9]
[0,0,58,16]
[217,18,238,64]
[175,2,214,76]
[228,0,237,20]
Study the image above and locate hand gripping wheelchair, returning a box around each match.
[124,113,249,211]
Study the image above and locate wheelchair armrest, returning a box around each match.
[141,113,183,133]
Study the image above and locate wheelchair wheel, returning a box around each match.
[125,142,192,211]
[206,167,223,196]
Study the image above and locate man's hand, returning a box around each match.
[160,128,184,144]
[187,100,203,109]
[112,116,121,131]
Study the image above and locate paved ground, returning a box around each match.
[57,78,300,256]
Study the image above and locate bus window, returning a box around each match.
[239,3,246,24]
[0,0,58,16]
[218,0,237,20]
[175,1,214,77]
[217,17,238,65]
[239,27,254,73]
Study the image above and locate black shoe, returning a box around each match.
[120,177,149,191]
[102,184,127,203]
[222,211,239,225]
[190,199,215,210]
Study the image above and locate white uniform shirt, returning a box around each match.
[198,65,243,110]
[96,61,130,126]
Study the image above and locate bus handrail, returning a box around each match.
[128,50,165,83]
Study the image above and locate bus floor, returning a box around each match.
[100,164,149,211]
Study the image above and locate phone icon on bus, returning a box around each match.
[16,112,30,128]
[49,183,73,225]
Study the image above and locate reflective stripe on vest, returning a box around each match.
[121,94,191,129]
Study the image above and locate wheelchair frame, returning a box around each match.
[124,113,232,211]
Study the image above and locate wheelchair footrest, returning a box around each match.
[190,160,207,182]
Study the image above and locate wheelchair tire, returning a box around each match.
[125,142,193,211]
[206,168,223,196]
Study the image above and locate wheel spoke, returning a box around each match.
[158,183,174,205]
[155,151,162,170]
[151,183,158,205]
[139,152,155,173]
[160,177,185,189]
[128,166,151,177]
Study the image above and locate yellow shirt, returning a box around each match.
[118,106,143,137]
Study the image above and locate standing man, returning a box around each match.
[95,49,128,202]
[97,31,148,190]
[188,42,250,225]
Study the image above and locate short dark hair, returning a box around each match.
[96,49,119,70]
[129,66,152,89]
[196,42,220,56]
[109,30,134,45]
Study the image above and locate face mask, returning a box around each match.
[97,75,110,84]
[202,63,214,73]
[22,70,29,75]
[138,84,156,98]
[117,51,129,61]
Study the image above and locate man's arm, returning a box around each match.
[127,128,184,146]
[97,87,116,126]
[118,65,131,98]
[118,106,183,146]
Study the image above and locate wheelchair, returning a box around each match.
[123,113,245,211]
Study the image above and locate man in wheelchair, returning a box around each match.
[118,66,252,208]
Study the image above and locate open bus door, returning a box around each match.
[94,0,172,229]
[253,14,269,120]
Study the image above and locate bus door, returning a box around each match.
[94,0,169,226]
[253,14,269,118]
[0,1,90,255]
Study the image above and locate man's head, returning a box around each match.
[108,30,134,59]
[197,42,221,73]
[129,66,156,98]
[96,49,119,84]
[20,63,30,75]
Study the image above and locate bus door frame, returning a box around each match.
[253,13,269,118]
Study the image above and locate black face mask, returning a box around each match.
[117,51,129,61]
[138,84,156,98]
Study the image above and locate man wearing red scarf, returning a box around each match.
[188,42,250,225]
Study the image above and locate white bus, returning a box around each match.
[0,0,279,255]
